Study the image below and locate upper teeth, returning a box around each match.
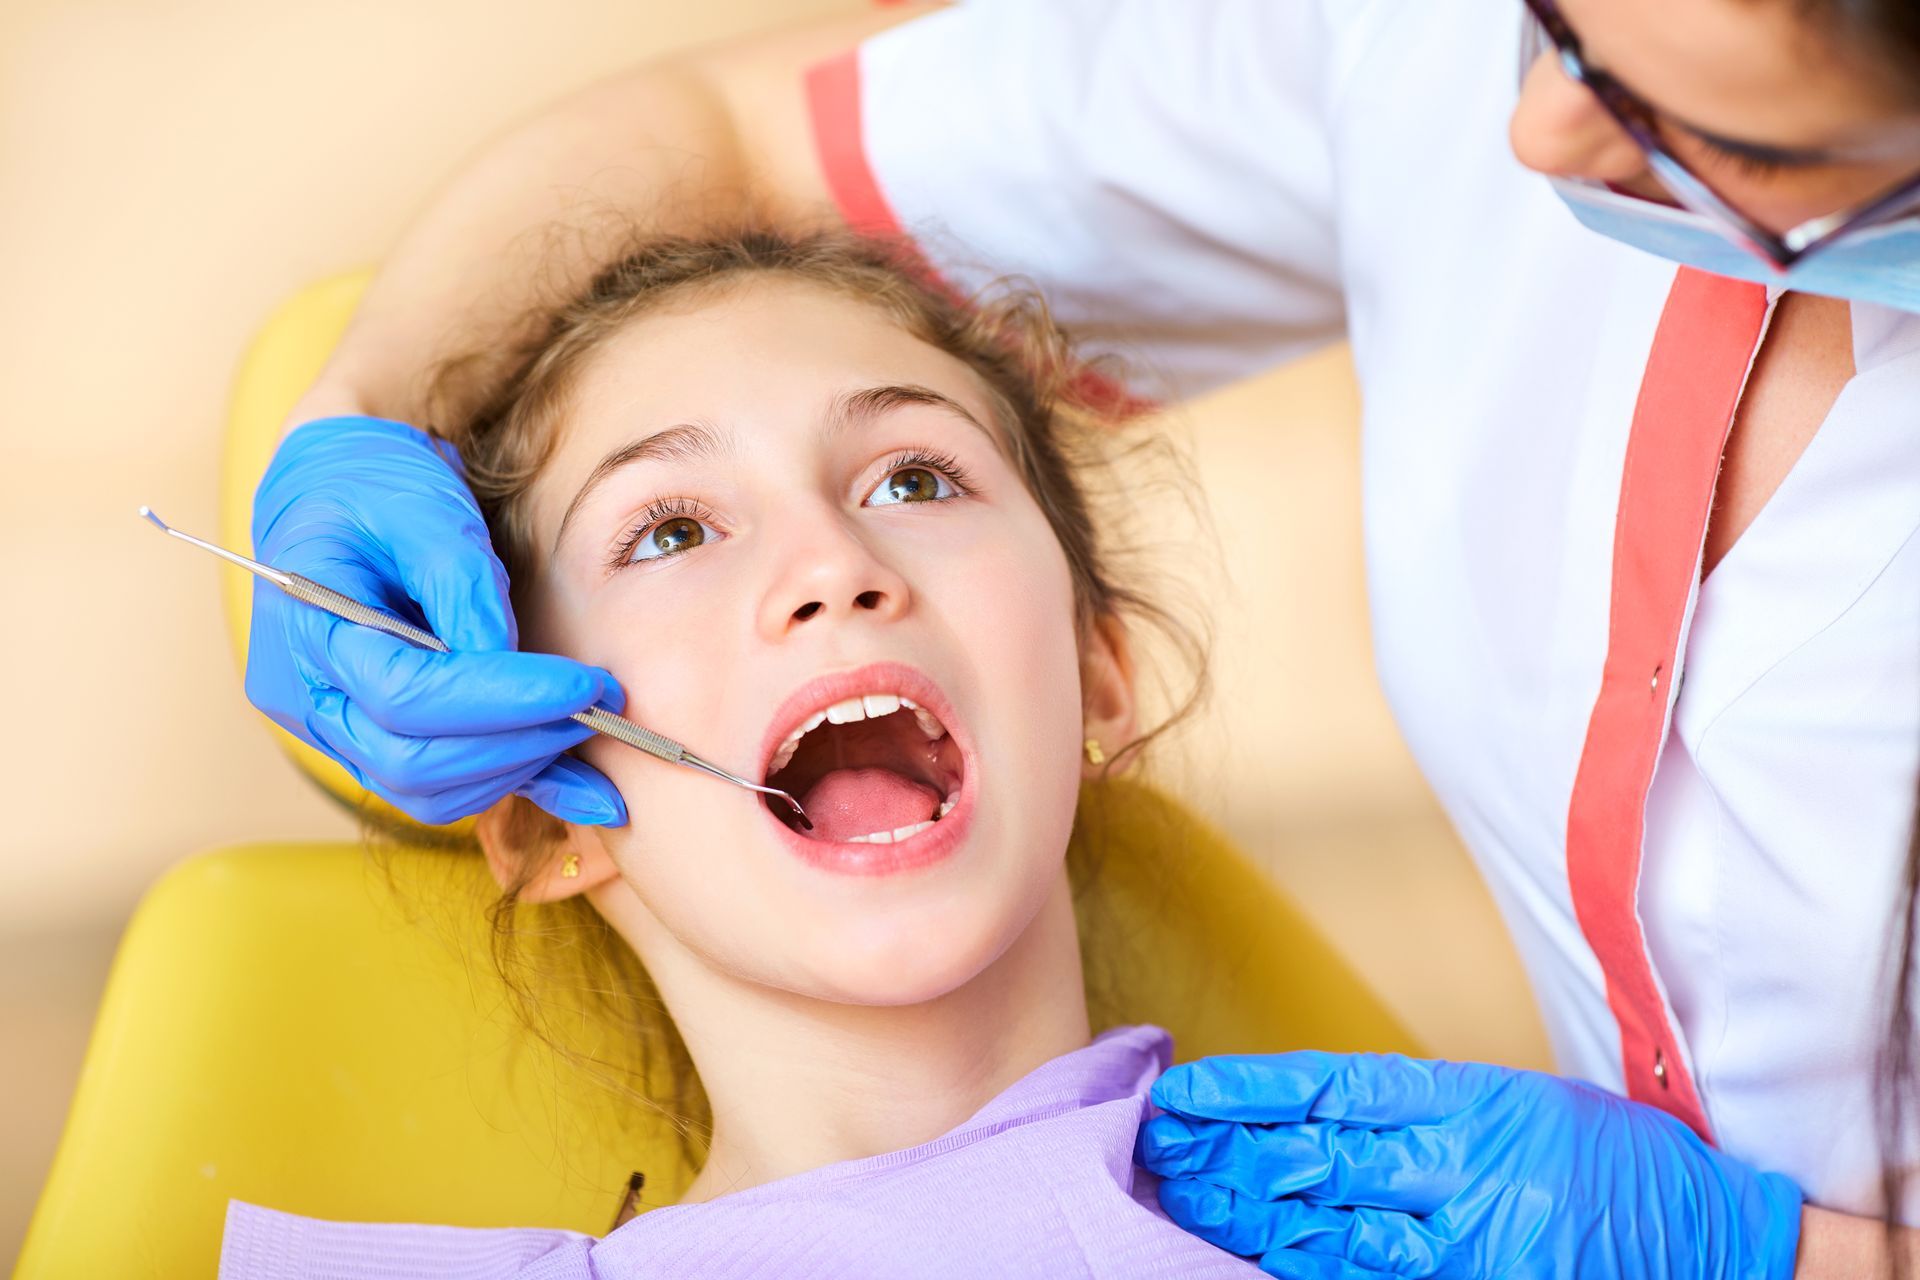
[768,692,946,774]
[830,693,899,723]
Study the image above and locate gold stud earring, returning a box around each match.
[1083,738,1106,766]
[561,852,581,879]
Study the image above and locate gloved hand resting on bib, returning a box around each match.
[1138,1051,1802,1279]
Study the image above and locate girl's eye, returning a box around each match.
[870,467,948,505]
[621,510,722,566]
[865,458,964,507]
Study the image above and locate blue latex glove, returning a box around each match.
[1137,1052,1802,1280]
[247,415,627,827]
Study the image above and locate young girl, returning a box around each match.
[219,230,1256,1277]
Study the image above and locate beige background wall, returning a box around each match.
[1,0,1549,1264]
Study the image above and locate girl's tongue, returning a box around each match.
[800,767,943,843]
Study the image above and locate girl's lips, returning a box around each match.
[756,661,978,877]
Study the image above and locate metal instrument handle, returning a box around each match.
[573,705,686,765]
[283,574,449,653]
[143,506,808,825]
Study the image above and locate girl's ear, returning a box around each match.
[476,798,619,904]
[1081,612,1139,774]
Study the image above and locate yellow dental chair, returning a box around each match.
[16,274,1418,1279]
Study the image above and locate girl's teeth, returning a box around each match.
[809,696,939,733]
[771,711,830,773]
[937,797,955,818]
[773,695,950,774]
[846,819,938,845]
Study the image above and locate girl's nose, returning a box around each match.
[756,509,912,639]
[1509,50,1649,185]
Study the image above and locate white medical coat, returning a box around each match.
[804,0,1920,1219]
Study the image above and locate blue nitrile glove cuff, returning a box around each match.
[1749,1170,1805,1280]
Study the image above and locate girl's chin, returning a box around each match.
[783,909,1023,1008]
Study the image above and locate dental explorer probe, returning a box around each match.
[138,506,812,828]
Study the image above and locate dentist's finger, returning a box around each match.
[1160,1182,1441,1277]
[380,754,619,828]
[1259,1250,1393,1280]
[311,694,610,796]
[1151,1052,1492,1128]
[1157,1180,1325,1259]
[515,754,628,827]
[1139,1115,1461,1212]
[314,622,623,736]
[383,490,520,654]
[349,747,557,828]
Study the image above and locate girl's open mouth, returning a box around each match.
[758,663,974,872]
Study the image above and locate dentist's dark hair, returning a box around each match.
[1804,0,1920,98]
[413,225,1210,1165]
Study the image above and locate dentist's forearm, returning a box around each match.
[283,64,752,431]
[1796,1205,1920,1277]
[285,5,934,434]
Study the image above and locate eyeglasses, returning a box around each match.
[1520,0,1920,268]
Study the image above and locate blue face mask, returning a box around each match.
[1552,176,1920,314]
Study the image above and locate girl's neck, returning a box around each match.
[653,874,1091,1204]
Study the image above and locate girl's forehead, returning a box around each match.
[528,279,1011,545]
[563,279,991,438]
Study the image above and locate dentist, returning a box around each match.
[249,0,1920,1274]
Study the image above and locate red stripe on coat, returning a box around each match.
[1565,267,1769,1140]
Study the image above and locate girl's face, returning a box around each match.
[1509,0,1920,235]
[509,277,1126,1007]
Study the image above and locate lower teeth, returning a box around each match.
[842,795,957,844]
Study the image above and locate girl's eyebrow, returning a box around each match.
[554,421,732,556]
[551,383,996,558]
[832,383,997,447]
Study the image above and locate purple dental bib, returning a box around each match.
[219,1024,1261,1278]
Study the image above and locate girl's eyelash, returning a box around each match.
[608,496,716,573]
[879,447,976,495]
[605,449,974,573]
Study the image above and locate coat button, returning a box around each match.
[1653,1047,1669,1087]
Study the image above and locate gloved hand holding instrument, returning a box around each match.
[1137,1051,1803,1280]
[241,415,627,827]
[157,415,810,830]
[157,412,810,832]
